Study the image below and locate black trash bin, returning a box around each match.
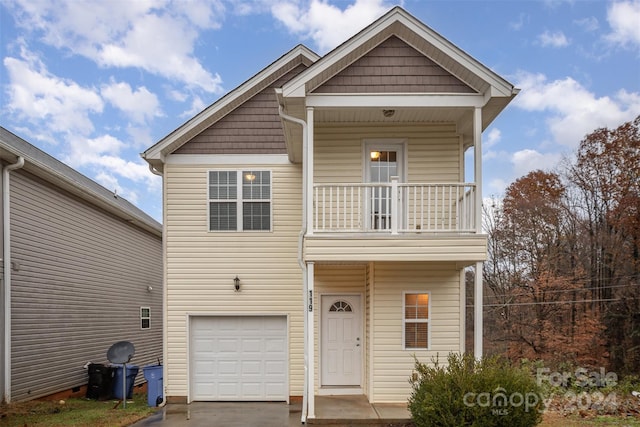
[86,363,115,400]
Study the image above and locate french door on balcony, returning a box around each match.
[365,141,405,231]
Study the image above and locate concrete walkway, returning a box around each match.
[128,395,412,427]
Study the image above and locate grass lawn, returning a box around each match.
[0,392,157,427]
[541,412,640,426]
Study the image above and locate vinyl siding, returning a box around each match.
[313,36,475,94]
[371,262,462,403]
[164,161,304,399]
[314,123,462,185]
[305,236,487,263]
[10,170,162,401]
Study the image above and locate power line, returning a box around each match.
[478,281,640,300]
[465,295,640,308]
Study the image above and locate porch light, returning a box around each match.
[370,151,381,160]
[244,173,256,182]
[382,109,395,117]
[234,276,241,292]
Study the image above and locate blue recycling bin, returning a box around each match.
[111,365,139,399]
[143,364,163,406]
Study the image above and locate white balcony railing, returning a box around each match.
[313,179,476,234]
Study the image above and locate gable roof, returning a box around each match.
[284,7,514,99]
[0,127,161,237]
[141,45,319,170]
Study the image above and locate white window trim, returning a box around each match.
[141,306,151,330]
[207,169,273,232]
[402,291,431,350]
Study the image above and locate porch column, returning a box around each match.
[474,262,483,359]
[473,107,483,359]
[307,261,315,418]
[306,107,314,236]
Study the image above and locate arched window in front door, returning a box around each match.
[329,301,353,312]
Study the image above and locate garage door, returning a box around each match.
[190,316,288,401]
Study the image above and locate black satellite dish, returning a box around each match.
[107,341,135,364]
[107,341,135,408]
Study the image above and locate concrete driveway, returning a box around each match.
[128,395,412,427]
[129,401,304,427]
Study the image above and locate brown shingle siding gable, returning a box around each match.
[313,36,475,94]
[175,64,308,155]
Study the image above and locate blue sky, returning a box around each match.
[1,0,639,222]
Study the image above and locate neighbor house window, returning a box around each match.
[141,307,151,329]
[208,170,271,231]
[403,292,430,349]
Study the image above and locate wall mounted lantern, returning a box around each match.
[234,276,241,292]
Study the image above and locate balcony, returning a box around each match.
[312,179,477,234]
[304,179,485,263]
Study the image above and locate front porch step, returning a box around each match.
[309,395,412,426]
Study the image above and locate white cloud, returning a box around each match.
[513,71,640,147]
[605,0,640,49]
[180,95,208,118]
[509,13,528,31]
[511,149,563,176]
[537,30,570,47]
[485,128,502,149]
[574,16,599,32]
[64,134,159,201]
[3,49,103,137]
[4,0,225,93]
[101,81,162,124]
[487,178,509,197]
[97,13,223,93]
[482,128,502,160]
[271,0,393,52]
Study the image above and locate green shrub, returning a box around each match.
[408,353,544,427]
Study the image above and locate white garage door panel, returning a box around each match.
[191,316,287,401]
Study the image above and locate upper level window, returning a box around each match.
[403,292,430,350]
[209,170,271,231]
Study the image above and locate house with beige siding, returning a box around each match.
[0,127,162,403]
[142,7,517,421]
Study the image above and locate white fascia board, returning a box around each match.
[144,46,319,161]
[166,154,292,165]
[306,93,487,108]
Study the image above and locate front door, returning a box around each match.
[321,295,362,386]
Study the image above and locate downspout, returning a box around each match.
[278,104,308,423]
[3,156,24,403]
[147,162,167,407]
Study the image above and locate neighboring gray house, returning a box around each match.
[0,127,162,403]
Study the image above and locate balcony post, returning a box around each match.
[390,176,398,234]
[473,107,482,233]
[306,107,314,236]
